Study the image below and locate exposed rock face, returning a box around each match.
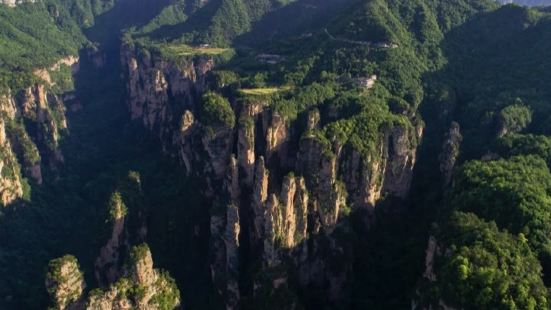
[122,45,423,308]
[340,145,381,207]
[422,236,439,282]
[0,56,79,188]
[202,126,234,180]
[19,85,68,156]
[0,118,24,206]
[225,203,240,310]
[251,156,269,243]
[95,192,128,286]
[339,124,422,209]
[0,53,78,193]
[439,122,462,186]
[265,111,291,168]
[121,43,213,134]
[267,175,309,251]
[33,56,80,86]
[175,110,196,174]
[381,125,421,198]
[307,109,320,131]
[237,102,264,186]
[413,237,457,310]
[0,90,17,118]
[297,135,345,229]
[86,245,180,310]
[210,157,241,309]
[0,83,70,187]
[45,255,85,310]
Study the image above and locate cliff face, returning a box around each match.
[121,43,213,136]
[94,193,128,286]
[121,46,423,307]
[414,236,458,310]
[0,53,79,206]
[439,122,462,186]
[0,77,74,205]
[45,255,86,310]
[18,84,68,162]
[0,117,24,206]
[87,245,180,310]
[33,56,80,87]
[46,245,180,310]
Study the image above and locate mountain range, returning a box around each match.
[2,0,551,309]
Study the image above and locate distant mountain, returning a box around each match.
[499,0,551,6]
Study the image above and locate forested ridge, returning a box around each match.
[2,0,551,309]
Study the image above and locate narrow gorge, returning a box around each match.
[3,0,551,309]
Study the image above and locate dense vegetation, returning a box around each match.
[0,0,86,91]
[200,92,235,129]
[415,2,551,307]
[418,212,548,310]
[450,156,551,260]
[4,0,551,309]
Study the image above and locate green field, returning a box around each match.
[161,44,232,56]
[238,86,291,96]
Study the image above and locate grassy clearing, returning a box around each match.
[162,44,232,56]
[239,86,292,96]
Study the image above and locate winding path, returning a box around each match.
[324,28,398,49]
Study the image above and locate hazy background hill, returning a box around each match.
[499,0,551,6]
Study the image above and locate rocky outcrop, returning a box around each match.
[47,245,180,310]
[210,157,241,309]
[381,125,420,198]
[121,43,424,308]
[202,126,234,180]
[121,43,213,134]
[251,156,269,243]
[0,118,24,206]
[94,192,128,286]
[237,101,264,186]
[0,90,17,118]
[297,135,345,229]
[45,255,85,310]
[306,109,320,131]
[175,110,196,174]
[87,245,180,310]
[265,111,291,168]
[16,84,68,168]
[422,236,439,282]
[269,175,309,250]
[2,51,76,185]
[225,203,240,310]
[439,122,462,186]
[0,65,75,191]
[339,123,422,209]
[33,56,80,86]
[413,237,457,310]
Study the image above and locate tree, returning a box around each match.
[417,212,548,310]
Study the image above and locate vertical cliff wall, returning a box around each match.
[121,43,423,308]
[0,76,75,206]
